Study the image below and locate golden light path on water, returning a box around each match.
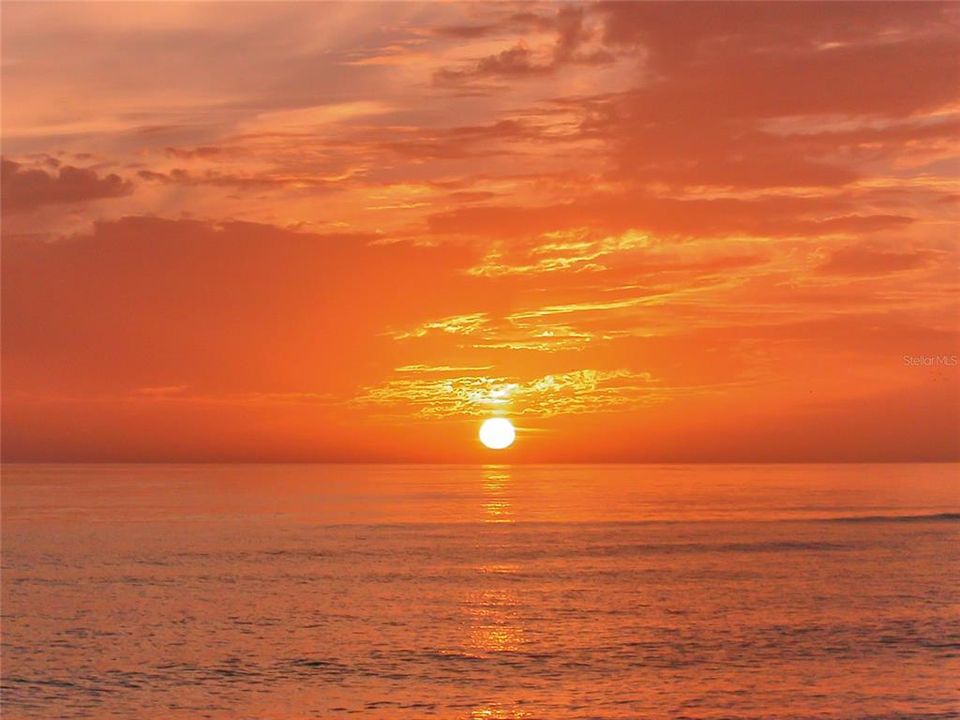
[466,466,527,720]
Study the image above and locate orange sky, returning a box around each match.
[2,1,958,462]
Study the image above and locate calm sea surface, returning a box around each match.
[2,463,958,719]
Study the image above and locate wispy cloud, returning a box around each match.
[389,312,490,339]
[468,228,650,276]
[396,364,494,373]
[354,368,661,418]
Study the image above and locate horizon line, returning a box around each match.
[3,459,959,467]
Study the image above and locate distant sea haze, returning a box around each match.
[2,463,958,718]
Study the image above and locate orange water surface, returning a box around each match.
[2,463,958,718]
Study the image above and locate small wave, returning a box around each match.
[589,541,848,556]
[825,512,960,523]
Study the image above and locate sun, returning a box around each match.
[479,418,515,450]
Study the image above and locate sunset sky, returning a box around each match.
[2,1,958,462]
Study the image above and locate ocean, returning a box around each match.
[2,463,958,719]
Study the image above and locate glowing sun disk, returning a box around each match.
[479,418,515,450]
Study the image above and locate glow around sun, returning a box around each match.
[479,418,516,450]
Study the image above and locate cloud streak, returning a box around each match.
[354,368,661,418]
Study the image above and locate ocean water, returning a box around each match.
[2,463,958,719]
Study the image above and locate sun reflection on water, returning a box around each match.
[481,465,513,523]
[464,466,527,657]
[466,588,526,653]
[470,705,534,719]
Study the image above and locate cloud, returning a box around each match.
[377,119,540,160]
[164,145,227,159]
[354,368,660,418]
[521,3,960,194]
[816,245,941,276]
[598,2,957,71]
[395,364,494,373]
[468,228,650,276]
[432,11,555,40]
[433,24,501,40]
[1,158,133,214]
[427,192,915,240]
[242,101,396,132]
[433,5,612,86]
[2,216,476,404]
[461,228,772,281]
[136,167,345,191]
[434,43,552,85]
[389,312,489,339]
